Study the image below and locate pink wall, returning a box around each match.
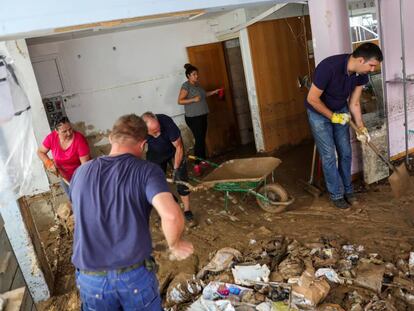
[308,0,362,174]
[380,0,414,158]
[308,0,352,64]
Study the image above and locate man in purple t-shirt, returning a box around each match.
[70,114,193,310]
[305,43,383,209]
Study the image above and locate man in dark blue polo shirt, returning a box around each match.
[141,112,194,224]
[305,43,383,209]
[70,114,193,310]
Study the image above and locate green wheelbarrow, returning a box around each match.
[169,156,294,213]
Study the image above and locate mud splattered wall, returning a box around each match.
[27,20,218,156]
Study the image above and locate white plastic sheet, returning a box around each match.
[0,56,38,198]
[0,60,13,123]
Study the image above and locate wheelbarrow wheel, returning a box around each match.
[256,183,289,213]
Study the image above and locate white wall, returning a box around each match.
[28,20,218,144]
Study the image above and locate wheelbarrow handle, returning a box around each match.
[166,178,206,192]
[187,155,219,168]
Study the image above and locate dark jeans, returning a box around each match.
[307,107,353,200]
[159,158,190,196]
[185,114,208,164]
[76,266,161,311]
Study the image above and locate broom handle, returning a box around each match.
[349,120,396,171]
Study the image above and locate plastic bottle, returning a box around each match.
[228,286,241,295]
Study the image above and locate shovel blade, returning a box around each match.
[388,163,411,198]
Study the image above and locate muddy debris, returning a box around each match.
[165,235,414,310]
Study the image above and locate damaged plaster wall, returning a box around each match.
[27,20,218,155]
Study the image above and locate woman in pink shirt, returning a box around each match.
[37,117,90,194]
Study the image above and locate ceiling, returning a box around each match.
[26,1,306,45]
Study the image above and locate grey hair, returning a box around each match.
[141,112,157,120]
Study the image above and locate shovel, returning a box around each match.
[350,120,410,198]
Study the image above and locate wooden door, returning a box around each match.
[248,16,314,151]
[187,42,238,157]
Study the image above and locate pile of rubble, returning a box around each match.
[163,235,414,310]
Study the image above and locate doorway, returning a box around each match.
[186,40,254,157]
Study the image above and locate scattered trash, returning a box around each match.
[165,273,204,307]
[363,297,398,311]
[188,296,236,311]
[272,301,290,311]
[49,224,59,232]
[255,301,272,311]
[315,268,343,284]
[197,248,242,279]
[202,281,252,301]
[278,256,304,280]
[317,303,345,310]
[232,264,270,285]
[228,215,240,222]
[313,248,339,268]
[167,236,414,310]
[291,270,330,309]
[409,252,414,275]
[353,262,385,293]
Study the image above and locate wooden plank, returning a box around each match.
[248,16,315,152]
[11,268,25,290]
[20,287,34,311]
[187,42,239,156]
[0,230,18,293]
[0,252,12,274]
[54,9,205,33]
[18,199,54,295]
[390,147,414,161]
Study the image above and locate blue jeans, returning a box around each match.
[307,107,353,200]
[76,266,162,311]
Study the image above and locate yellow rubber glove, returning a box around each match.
[331,113,350,125]
[356,126,371,143]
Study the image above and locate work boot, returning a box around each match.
[193,164,202,177]
[344,193,358,206]
[184,211,197,227]
[332,198,350,209]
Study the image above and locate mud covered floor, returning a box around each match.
[31,142,414,310]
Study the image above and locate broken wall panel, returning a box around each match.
[361,121,389,184]
[248,17,314,151]
[379,0,414,159]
